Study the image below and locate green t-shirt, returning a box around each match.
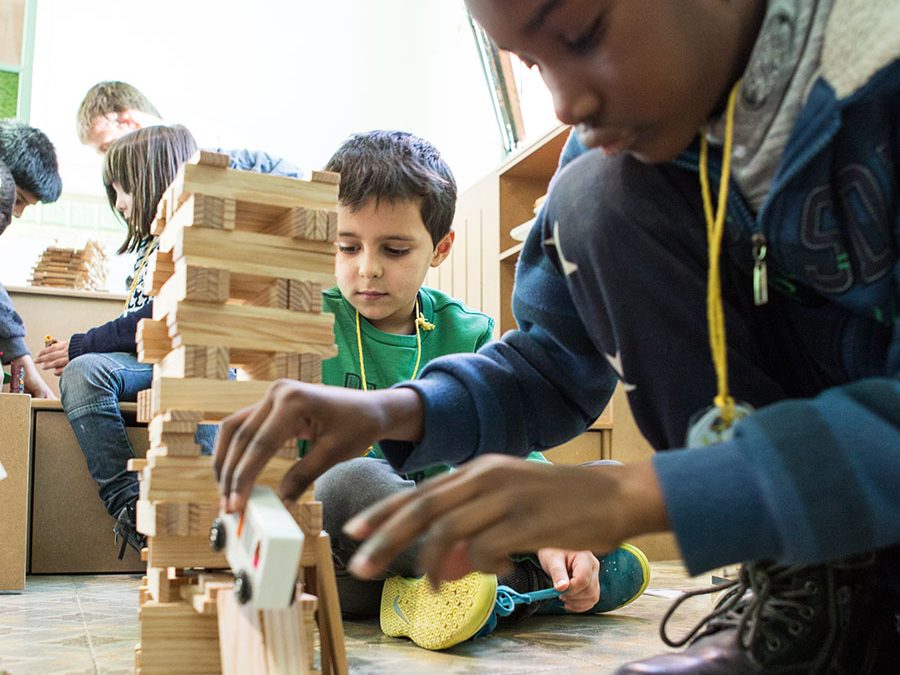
[315,286,547,480]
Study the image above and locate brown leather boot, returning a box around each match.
[615,556,899,674]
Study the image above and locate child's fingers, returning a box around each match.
[217,397,275,512]
[348,469,505,580]
[226,398,294,512]
[538,548,572,591]
[213,405,254,482]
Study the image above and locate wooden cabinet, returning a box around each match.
[439,125,679,560]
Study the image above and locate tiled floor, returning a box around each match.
[0,562,716,674]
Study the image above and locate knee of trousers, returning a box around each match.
[315,457,399,532]
[60,353,121,408]
[548,151,688,257]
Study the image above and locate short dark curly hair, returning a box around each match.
[325,130,456,246]
[0,120,62,203]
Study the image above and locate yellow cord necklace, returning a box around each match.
[355,295,434,455]
[698,80,742,429]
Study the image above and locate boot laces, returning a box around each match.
[660,562,821,652]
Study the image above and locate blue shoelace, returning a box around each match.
[474,585,563,638]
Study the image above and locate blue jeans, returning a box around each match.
[59,352,216,518]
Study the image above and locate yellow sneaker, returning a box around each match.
[380,572,498,650]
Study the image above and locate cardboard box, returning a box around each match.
[0,394,32,590]
[30,406,149,573]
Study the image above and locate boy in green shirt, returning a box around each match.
[312,130,649,649]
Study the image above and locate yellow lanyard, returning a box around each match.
[123,238,159,313]
[698,81,741,428]
[355,296,434,455]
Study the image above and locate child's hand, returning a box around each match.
[214,380,424,513]
[35,339,70,376]
[344,455,668,585]
[13,355,57,399]
[537,548,600,613]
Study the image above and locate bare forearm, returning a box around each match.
[373,387,425,443]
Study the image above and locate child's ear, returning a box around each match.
[431,230,455,267]
[115,110,140,130]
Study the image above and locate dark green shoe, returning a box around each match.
[536,543,650,614]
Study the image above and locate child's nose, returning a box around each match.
[546,67,602,128]
[358,253,382,278]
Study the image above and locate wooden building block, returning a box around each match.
[247,278,290,309]
[148,566,195,603]
[217,584,315,675]
[146,249,175,296]
[150,377,273,420]
[181,162,338,211]
[165,302,337,357]
[127,458,148,472]
[137,388,154,423]
[289,280,323,313]
[310,169,340,185]
[139,600,222,674]
[148,411,202,446]
[137,319,172,364]
[152,196,167,236]
[138,501,219,538]
[148,532,227,570]
[190,150,231,169]
[158,344,230,380]
[265,206,334,242]
[313,532,348,675]
[174,226,336,287]
[141,455,296,502]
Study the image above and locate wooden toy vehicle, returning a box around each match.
[210,486,304,609]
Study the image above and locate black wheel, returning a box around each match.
[235,570,252,604]
[209,517,226,552]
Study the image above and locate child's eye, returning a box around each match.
[560,15,605,55]
[337,244,358,254]
[384,247,409,256]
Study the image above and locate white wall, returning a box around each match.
[29,0,503,196]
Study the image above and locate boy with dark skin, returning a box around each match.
[215,1,900,671]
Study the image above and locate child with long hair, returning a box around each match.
[35,124,198,558]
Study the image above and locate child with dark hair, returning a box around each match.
[231,130,649,650]
[0,119,62,215]
[0,123,60,399]
[216,0,900,671]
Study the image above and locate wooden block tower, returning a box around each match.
[131,151,348,675]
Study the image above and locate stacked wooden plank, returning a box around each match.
[29,240,108,290]
[132,151,347,675]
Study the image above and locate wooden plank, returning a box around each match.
[137,388,154,423]
[190,150,231,169]
[146,249,175,296]
[139,600,222,674]
[310,169,340,185]
[158,344,230,380]
[217,585,315,675]
[289,280,323,313]
[148,533,228,569]
[141,454,296,501]
[263,206,335,242]
[138,501,220,538]
[164,302,336,357]
[137,319,172,364]
[314,532,348,675]
[175,226,335,287]
[181,162,338,211]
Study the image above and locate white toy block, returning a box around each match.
[210,486,304,609]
